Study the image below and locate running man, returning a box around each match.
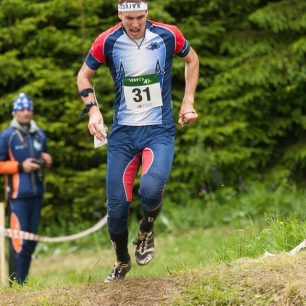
[77,0,199,283]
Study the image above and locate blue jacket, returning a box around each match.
[0,119,47,199]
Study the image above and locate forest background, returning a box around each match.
[0,0,305,238]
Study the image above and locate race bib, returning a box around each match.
[123,74,163,110]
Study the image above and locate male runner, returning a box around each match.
[77,0,199,283]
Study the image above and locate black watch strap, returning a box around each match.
[78,101,98,118]
[79,88,94,97]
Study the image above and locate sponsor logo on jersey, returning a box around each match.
[146,42,160,51]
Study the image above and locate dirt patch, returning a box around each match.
[80,277,181,306]
[0,276,181,306]
[1,253,305,306]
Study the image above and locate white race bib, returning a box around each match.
[123,74,163,110]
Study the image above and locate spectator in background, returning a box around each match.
[77,0,199,282]
[0,93,52,285]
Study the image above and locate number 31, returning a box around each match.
[132,87,151,102]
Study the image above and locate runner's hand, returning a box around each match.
[178,103,198,127]
[88,107,106,140]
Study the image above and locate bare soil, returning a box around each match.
[1,252,305,306]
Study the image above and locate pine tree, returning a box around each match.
[0,0,305,225]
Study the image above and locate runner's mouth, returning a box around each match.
[130,29,140,34]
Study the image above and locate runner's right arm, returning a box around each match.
[77,63,106,140]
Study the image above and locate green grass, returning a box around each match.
[2,213,303,288]
[174,277,243,306]
[1,180,305,305]
[0,213,305,305]
[173,253,306,305]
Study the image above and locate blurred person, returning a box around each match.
[0,93,52,284]
[77,0,199,283]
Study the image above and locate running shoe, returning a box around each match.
[104,257,131,283]
[133,231,155,265]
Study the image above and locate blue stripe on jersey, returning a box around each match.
[178,40,191,57]
[85,53,101,70]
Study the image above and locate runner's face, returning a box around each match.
[118,10,148,39]
[14,109,33,125]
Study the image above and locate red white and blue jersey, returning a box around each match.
[85,20,191,126]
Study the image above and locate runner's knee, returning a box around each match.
[139,174,165,211]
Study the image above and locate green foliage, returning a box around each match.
[159,175,305,235]
[170,0,306,203]
[0,0,306,228]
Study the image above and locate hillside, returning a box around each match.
[1,252,305,305]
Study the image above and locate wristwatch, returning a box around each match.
[78,101,99,118]
[84,101,98,112]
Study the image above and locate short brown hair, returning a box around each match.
[118,0,147,4]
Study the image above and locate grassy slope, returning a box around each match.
[0,225,305,305]
[174,253,306,305]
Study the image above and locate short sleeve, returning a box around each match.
[85,24,122,70]
[172,26,191,57]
